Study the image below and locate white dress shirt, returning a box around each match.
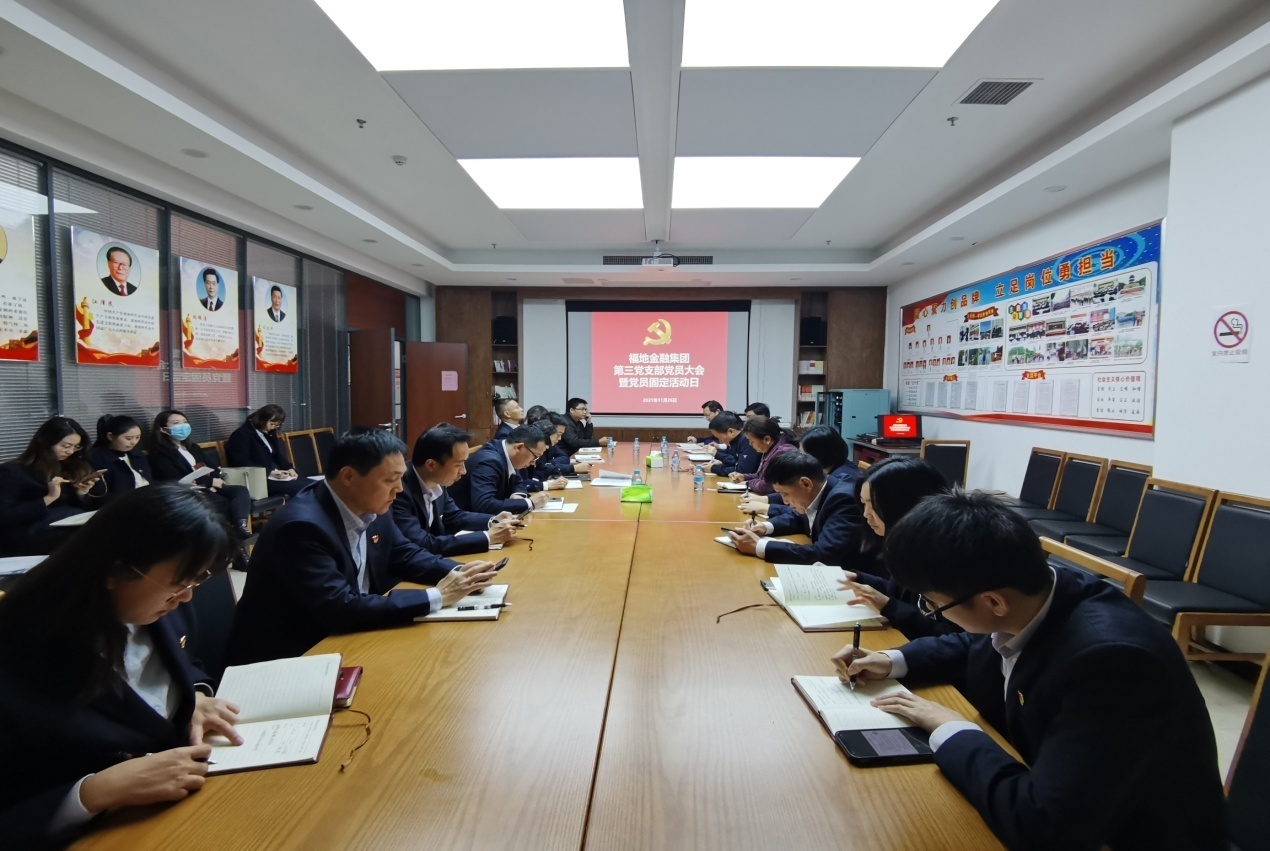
[325,481,442,608]
[881,568,1058,751]
[413,468,491,545]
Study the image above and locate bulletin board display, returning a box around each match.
[897,222,1161,438]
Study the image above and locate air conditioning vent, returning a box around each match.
[602,254,714,265]
[561,277,594,285]
[958,80,1034,106]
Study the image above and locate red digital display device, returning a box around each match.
[878,414,922,440]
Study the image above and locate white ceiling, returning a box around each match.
[0,0,1267,292]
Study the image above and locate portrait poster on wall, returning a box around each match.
[179,257,239,369]
[0,207,39,361]
[252,277,298,373]
[70,226,161,367]
[897,222,1161,437]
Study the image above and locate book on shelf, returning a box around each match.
[797,383,825,402]
[766,563,887,631]
[798,359,825,375]
[493,383,518,400]
[493,359,519,372]
[206,653,341,773]
[797,410,816,427]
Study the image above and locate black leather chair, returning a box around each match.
[1139,492,1270,663]
[1040,537,1146,603]
[314,428,337,473]
[1014,453,1106,523]
[1000,447,1064,510]
[286,431,322,479]
[920,439,969,488]
[196,444,285,529]
[1226,652,1270,850]
[1033,460,1151,557]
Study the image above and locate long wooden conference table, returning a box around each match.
[76,452,1007,850]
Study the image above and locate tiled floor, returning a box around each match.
[1191,661,1256,779]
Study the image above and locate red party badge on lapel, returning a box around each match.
[371,535,380,544]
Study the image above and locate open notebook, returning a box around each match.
[767,564,886,631]
[416,584,509,622]
[590,469,633,487]
[792,676,915,733]
[207,653,341,774]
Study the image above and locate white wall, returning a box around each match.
[1156,74,1270,494]
[884,168,1169,492]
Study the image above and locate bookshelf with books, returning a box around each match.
[491,291,520,417]
[796,292,829,429]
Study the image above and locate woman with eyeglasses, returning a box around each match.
[89,414,153,504]
[834,456,961,639]
[146,410,252,539]
[726,416,797,496]
[0,484,243,846]
[224,404,304,498]
[0,416,105,555]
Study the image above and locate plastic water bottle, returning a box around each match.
[633,436,640,459]
[693,465,705,491]
[607,439,615,460]
[632,469,642,485]
[661,435,669,458]
[670,450,681,473]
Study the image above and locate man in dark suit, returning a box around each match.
[707,411,759,477]
[100,246,137,296]
[744,424,858,518]
[394,423,521,557]
[559,397,610,455]
[227,429,499,663]
[492,397,524,440]
[727,451,864,567]
[266,285,285,322]
[835,492,1227,851]
[448,424,553,515]
[199,269,223,311]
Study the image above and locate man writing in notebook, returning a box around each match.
[832,492,1226,851]
[228,429,499,664]
[725,451,863,567]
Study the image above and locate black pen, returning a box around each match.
[456,603,512,611]
[849,622,862,691]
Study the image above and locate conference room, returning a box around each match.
[0,1,1266,848]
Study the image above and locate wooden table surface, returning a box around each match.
[74,453,1004,850]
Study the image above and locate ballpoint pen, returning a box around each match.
[849,622,862,691]
[456,603,512,611]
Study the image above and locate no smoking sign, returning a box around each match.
[1210,305,1251,363]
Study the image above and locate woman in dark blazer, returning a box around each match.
[146,409,252,538]
[0,484,242,847]
[224,404,304,498]
[89,414,153,503]
[0,416,104,555]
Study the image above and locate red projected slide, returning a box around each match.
[590,311,729,414]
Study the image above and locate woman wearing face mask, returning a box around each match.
[0,484,243,846]
[0,416,105,555]
[146,410,252,539]
[836,457,960,639]
[89,414,153,504]
[224,404,304,498]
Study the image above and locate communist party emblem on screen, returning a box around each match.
[643,318,672,346]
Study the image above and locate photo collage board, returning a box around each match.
[897,222,1161,437]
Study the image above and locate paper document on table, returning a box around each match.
[206,715,330,774]
[0,555,44,575]
[591,469,632,487]
[686,454,713,462]
[417,584,508,622]
[536,501,578,513]
[792,676,913,732]
[178,466,213,485]
[716,482,748,493]
[564,480,584,489]
[217,653,340,722]
[714,535,737,549]
[50,511,95,527]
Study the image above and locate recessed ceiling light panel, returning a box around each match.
[672,157,858,208]
[459,158,643,209]
[315,0,629,70]
[683,0,999,68]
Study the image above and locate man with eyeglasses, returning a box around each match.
[559,397,609,456]
[447,424,552,515]
[831,491,1226,851]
